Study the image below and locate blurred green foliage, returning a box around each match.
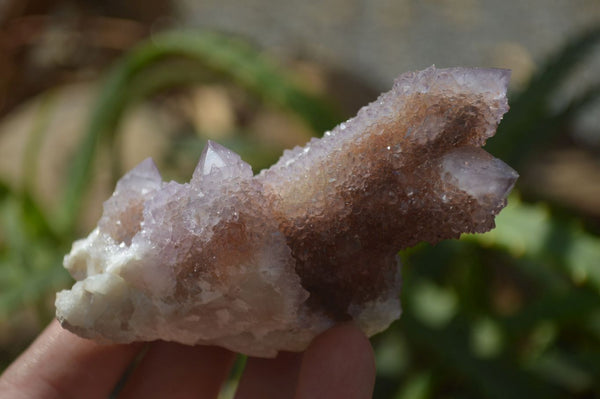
[1,28,600,398]
[486,26,600,171]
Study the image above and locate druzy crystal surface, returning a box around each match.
[56,66,518,357]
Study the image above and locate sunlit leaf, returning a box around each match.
[465,195,600,291]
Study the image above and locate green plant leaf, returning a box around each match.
[399,311,560,399]
[0,257,69,320]
[0,192,69,320]
[486,26,600,168]
[394,371,433,399]
[0,179,10,202]
[503,289,600,335]
[465,195,600,291]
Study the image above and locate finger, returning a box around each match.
[294,323,376,399]
[118,341,236,399]
[234,351,303,399]
[0,319,142,399]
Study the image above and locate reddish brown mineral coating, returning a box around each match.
[261,90,513,320]
[56,66,518,357]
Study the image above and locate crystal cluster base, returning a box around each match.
[56,66,518,357]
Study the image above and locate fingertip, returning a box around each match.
[118,341,236,399]
[234,351,302,399]
[309,323,376,373]
[0,319,143,399]
[295,323,375,399]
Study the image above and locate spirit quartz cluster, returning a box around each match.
[56,66,518,357]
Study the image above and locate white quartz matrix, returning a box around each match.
[56,66,518,357]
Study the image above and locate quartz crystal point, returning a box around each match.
[56,66,518,357]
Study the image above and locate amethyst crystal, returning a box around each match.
[56,66,518,357]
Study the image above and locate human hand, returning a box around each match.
[0,320,375,398]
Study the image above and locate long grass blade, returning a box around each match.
[486,26,600,167]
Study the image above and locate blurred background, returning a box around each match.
[0,0,599,398]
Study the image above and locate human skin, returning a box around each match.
[0,321,375,399]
